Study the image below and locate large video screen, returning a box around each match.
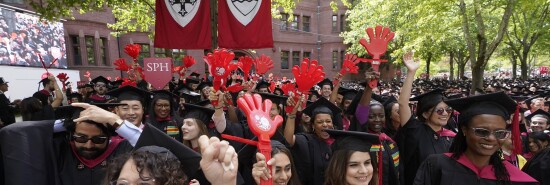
[0,7,67,68]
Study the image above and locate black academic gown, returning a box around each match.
[415,153,538,185]
[0,93,15,125]
[522,148,550,184]
[292,133,332,185]
[396,117,455,185]
[146,116,183,142]
[378,133,403,185]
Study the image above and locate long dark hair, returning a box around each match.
[146,95,177,123]
[324,150,378,185]
[384,101,399,137]
[449,117,510,185]
[527,131,550,153]
[20,97,44,121]
[270,145,302,185]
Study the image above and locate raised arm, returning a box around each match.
[398,51,420,126]
[355,69,378,124]
[329,73,343,104]
[49,76,64,108]
[283,95,304,147]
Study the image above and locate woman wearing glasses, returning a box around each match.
[396,51,456,185]
[414,92,538,185]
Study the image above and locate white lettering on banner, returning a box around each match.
[146,63,170,72]
[227,0,261,26]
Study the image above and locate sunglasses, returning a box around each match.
[470,127,510,140]
[72,134,108,144]
[434,107,453,115]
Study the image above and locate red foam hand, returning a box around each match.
[121,78,136,87]
[269,82,276,93]
[56,73,69,82]
[254,55,273,75]
[359,25,395,60]
[238,56,254,81]
[281,83,296,96]
[340,54,360,75]
[173,66,185,77]
[84,71,91,81]
[292,58,325,93]
[183,56,196,68]
[114,59,130,71]
[238,93,283,139]
[124,44,141,61]
[115,76,121,81]
[203,49,238,91]
[224,83,244,93]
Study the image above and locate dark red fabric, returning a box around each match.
[155,116,172,122]
[443,153,537,182]
[218,0,273,49]
[154,0,211,49]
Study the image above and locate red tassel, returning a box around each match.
[512,105,522,156]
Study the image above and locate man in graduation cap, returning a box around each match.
[318,78,333,100]
[197,81,213,101]
[107,85,153,129]
[0,77,16,126]
[0,102,202,185]
[526,109,550,133]
[255,80,271,93]
[86,76,112,103]
[35,75,64,109]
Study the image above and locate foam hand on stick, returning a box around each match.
[254,55,274,76]
[286,59,325,113]
[340,54,360,75]
[359,25,394,88]
[56,73,69,91]
[204,49,238,107]
[238,56,254,81]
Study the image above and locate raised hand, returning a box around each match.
[237,94,283,138]
[238,56,254,81]
[292,58,325,93]
[254,55,274,75]
[340,53,360,75]
[359,25,395,59]
[204,49,239,91]
[403,51,420,72]
[114,59,130,71]
[252,152,275,185]
[198,135,238,185]
[183,56,196,68]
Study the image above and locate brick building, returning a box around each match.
[1,0,396,83]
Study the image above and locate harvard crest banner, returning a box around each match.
[218,0,273,49]
[154,0,211,49]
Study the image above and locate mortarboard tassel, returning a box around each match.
[512,105,522,156]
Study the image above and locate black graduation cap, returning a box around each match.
[308,89,320,99]
[409,89,446,117]
[106,85,153,107]
[273,88,284,95]
[257,92,288,106]
[256,80,271,91]
[447,93,464,99]
[338,87,358,101]
[91,76,110,84]
[302,96,342,117]
[524,96,541,110]
[197,81,212,91]
[382,96,397,107]
[67,92,83,101]
[325,129,380,152]
[317,78,333,89]
[135,125,201,177]
[525,109,550,121]
[189,72,201,78]
[109,80,123,90]
[152,90,179,100]
[511,96,530,102]
[195,100,212,107]
[181,103,215,124]
[345,89,363,115]
[180,91,201,104]
[54,103,128,120]
[444,92,517,122]
[185,77,200,85]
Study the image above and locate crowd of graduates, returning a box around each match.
[0,50,550,185]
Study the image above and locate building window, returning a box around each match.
[332,15,338,32]
[340,15,346,31]
[280,13,289,31]
[332,50,338,69]
[292,51,300,66]
[154,48,166,58]
[290,15,299,31]
[138,44,150,66]
[70,35,81,66]
[172,49,185,66]
[281,51,289,69]
[303,51,311,60]
[340,50,345,68]
[85,36,95,65]
[99,38,107,66]
[303,16,310,32]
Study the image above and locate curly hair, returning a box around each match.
[103,147,188,185]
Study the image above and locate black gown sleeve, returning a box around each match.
[522,148,550,184]
[413,154,441,185]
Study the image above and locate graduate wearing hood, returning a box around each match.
[414,92,538,185]
[107,85,153,129]
[283,97,342,185]
[86,76,112,103]
[145,90,183,141]
[197,81,213,101]
[397,52,456,185]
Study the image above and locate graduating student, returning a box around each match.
[0,77,16,126]
[525,109,550,133]
[317,78,333,100]
[324,129,381,185]
[107,85,153,129]
[396,51,455,185]
[522,132,550,184]
[283,97,342,185]
[35,75,64,109]
[86,76,112,103]
[251,141,302,185]
[414,92,538,185]
[145,90,182,141]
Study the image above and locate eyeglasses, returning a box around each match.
[470,127,510,139]
[72,134,108,144]
[110,179,156,185]
[434,107,453,115]
[154,104,170,109]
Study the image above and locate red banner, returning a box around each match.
[143,58,173,90]
[540,66,548,74]
[154,0,211,49]
[218,0,273,49]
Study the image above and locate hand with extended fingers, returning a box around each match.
[237,94,283,138]
[183,56,196,68]
[340,53,360,75]
[403,51,420,72]
[292,58,325,93]
[359,25,395,59]
[238,56,254,81]
[204,49,238,91]
[254,55,274,75]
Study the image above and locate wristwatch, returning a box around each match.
[112,119,124,129]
